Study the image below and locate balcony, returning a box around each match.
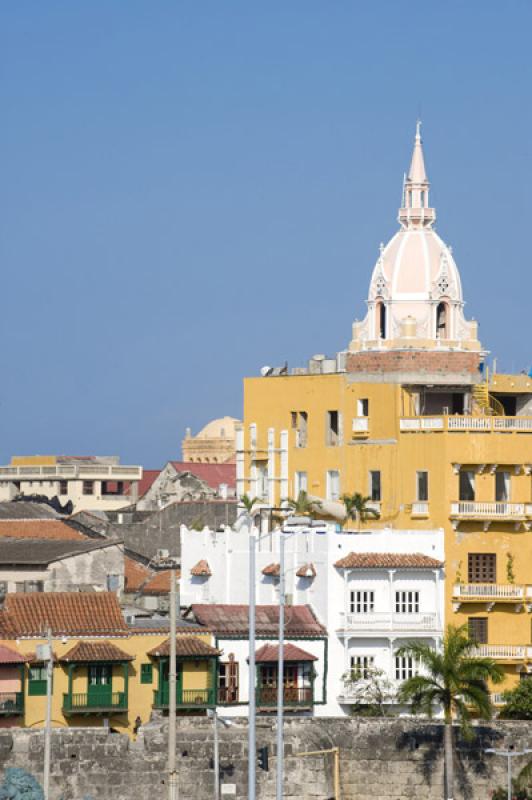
[352,417,370,438]
[473,645,532,662]
[450,502,532,530]
[256,685,313,708]
[338,612,440,634]
[0,692,24,715]
[62,691,127,714]
[452,583,532,611]
[152,687,216,709]
[0,464,142,480]
[399,415,532,434]
[410,502,430,518]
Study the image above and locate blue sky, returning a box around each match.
[1,2,531,467]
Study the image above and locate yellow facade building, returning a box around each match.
[0,592,219,736]
[238,125,532,696]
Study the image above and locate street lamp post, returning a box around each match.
[276,532,286,800]
[168,565,179,800]
[208,708,233,800]
[485,747,532,800]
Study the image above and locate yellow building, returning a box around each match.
[0,592,219,736]
[238,125,532,696]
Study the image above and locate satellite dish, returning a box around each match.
[260,366,273,377]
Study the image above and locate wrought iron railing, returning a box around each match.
[62,691,127,712]
[0,692,24,714]
[152,687,216,708]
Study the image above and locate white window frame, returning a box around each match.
[326,470,340,501]
[294,471,308,496]
[350,655,375,679]
[395,655,416,682]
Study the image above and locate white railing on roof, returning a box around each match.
[0,464,142,480]
[400,416,532,433]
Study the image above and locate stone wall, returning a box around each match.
[1,718,530,800]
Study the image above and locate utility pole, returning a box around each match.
[168,566,178,800]
[485,747,532,800]
[43,627,53,800]
[276,532,286,800]
[248,530,257,800]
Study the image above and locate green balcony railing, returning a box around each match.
[0,692,24,715]
[256,685,313,707]
[62,691,127,713]
[153,687,216,709]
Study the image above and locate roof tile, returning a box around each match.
[191,560,212,577]
[147,637,220,658]
[142,569,178,595]
[0,644,27,664]
[124,557,152,593]
[60,641,133,662]
[255,643,317,662]
[334,552,444,569]
[2,592,128,637]
[0,520,85,541]
[262,563,280,577]
[191,604,326,637]
[296,563,316,578]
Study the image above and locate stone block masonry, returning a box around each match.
[0,718,530,800]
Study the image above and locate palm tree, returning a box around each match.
[282,490,322,517]
[238,494,260,514]
[397,624,504,800]
[341,492,380,530]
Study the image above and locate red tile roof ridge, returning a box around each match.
[254,643,318,662]
[334,552,444,569]
[190,559,212,577]
[262,563,280,576]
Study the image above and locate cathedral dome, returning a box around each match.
[349,124,480,353]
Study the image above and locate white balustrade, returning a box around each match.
[451,502,527,518]
[400,416,532,433]
[411,502,429,516]
[0,464,141,480]
[474,645,526,660]
[447,416,491,431]
[339,612,439,632]
[453,583,525,599]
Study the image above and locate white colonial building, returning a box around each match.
[180,519,444,716]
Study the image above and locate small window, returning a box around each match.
[326,411,340,446]
[377,301,387,339]
[395,655,415,681]
[140,664,153,684]
[107,574,120,592]
[59,480,68,495]
[468,617,488,644]
[292,411,308,448]
[495,472,510,502]
[350,590,374,614]
[256,462,268,501]
[350,655,375,679]
[459,470,475,502]
[29,665,48,696]
[369,471,381,502]
[395,591,419,614]
[294,472,308,495]
[416,471,429,502]
[326,470,340,501]
[17,581,44,594]
[82,481,94,495]
[468,554,496,584]
[357,399,369,417]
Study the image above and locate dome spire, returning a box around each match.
[398,121,435,230]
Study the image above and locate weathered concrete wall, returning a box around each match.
[0,718,530,800]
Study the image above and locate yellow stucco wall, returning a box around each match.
[0,632,215,737]
[243,371,532,691]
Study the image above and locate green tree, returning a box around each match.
[499,678,532,720]
[341,664,395,717]
[0,768,44,800]
[238,494,260,514]
[397,624,504,800]
[341,492,380,530]
[282,490,322,517]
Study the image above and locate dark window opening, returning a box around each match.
[82,481,94,495]
[459,471,475,502]
[436,302,449,339]
[468,617,488,644]
[326,411,340,446]
[370,471,381,502]
[377,302,387,339]
[492,394,517,416]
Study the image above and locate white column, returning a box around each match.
[433,568,442,629]
[236,426,245,499]
[279,430,289,503]
[267,428,275,507]
[388,569,396,630]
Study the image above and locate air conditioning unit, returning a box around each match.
[158,597,170,612]
[157,549,170,560]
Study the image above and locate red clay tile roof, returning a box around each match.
[191,605,326,638]
[142,569,178,595]
[60,641,133,662]
[262,563,280,577]
[137,469,161,498]
[255,643,317,662]
[124,556,152,593]
[334,552,444,569]
[2,592,128,637]
[191,560,212,577]
[296,563,316,578]
[170,462,236,490]
[0,520,85,541]
[0,644,27,664]
[147,637,221,658]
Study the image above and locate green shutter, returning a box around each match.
[140,663,153,684]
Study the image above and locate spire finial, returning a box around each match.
[398,122,435,229]
[415,119,422,141]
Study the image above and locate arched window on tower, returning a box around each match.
[376,300,387,339]
[436,302,449,339]
[420,191,426,208]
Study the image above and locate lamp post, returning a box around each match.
[207,708,233,800]
[485,746,532,800]
[42,628,53,800]
[275,532,286,800]
[168,565,179,800]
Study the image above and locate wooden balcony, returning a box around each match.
[152,687,216,709]
[256,685,313,708]
[62,691,127,715]
[0,692,24,716]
